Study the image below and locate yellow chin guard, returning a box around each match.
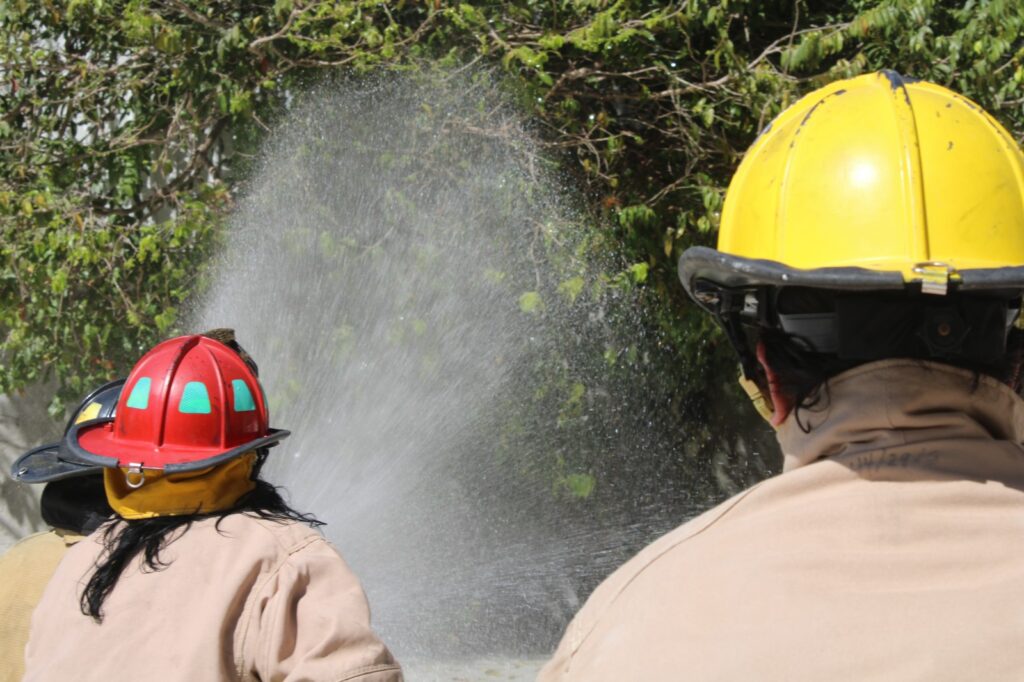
[737,368,776,427]
[103,453,257,520]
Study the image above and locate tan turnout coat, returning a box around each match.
[540,360,1024,681]
[0,529,82,682]
[23,515,402,682]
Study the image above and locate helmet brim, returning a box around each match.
[62,418,291,473]
[678,246,1024,308]
[11,442,104,483]
[679,246,904,297]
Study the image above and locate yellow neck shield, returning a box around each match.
[103,453,257,520]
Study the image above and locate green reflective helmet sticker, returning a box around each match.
[232,379,256,412]
[179,381,212,414]
[126,377,151,410]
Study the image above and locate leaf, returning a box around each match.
[558,472,596,499]
[629,262,648,284]
[518,291,543,314]
[273,0,293,20]
[50,269,68,294]
[503,45,547,69]
[557,276,585,302]
[538,34,565,50]
[701,105,714,127]
[154,307,176,332]
[617,204,657,232]
[138,234,158,261]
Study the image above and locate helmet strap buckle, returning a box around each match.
[913,262,957,296]
[125,464,146,489]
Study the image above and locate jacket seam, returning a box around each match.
[234,532,329,680]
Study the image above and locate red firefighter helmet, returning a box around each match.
[63,335,289,473]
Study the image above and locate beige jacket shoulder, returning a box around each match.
[0,529,81,682]
[24,515,402,682]
[540,361,1024,681]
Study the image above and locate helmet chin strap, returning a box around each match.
[737,368,776,428]
[718,311,779,428]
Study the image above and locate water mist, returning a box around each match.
[191,71,747,675]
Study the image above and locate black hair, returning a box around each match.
[41,474,112,536]
[80,450,322,622]
[757,292,1024,431]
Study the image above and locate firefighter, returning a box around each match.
[540,71,1024,680]
[23,333,402,681]
[0,379,119,682]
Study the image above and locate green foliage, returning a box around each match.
[518,291,544,314]
[429,0,1024,405]
[0,0,420,411]
[556,471,597,499]
[2,1,1022,493]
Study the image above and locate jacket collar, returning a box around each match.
[777,359,1024,472]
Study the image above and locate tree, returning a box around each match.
[2,0,1021,494]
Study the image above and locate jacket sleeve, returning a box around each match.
[240,537,403,682]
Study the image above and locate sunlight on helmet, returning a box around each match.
[848,159,879,188]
